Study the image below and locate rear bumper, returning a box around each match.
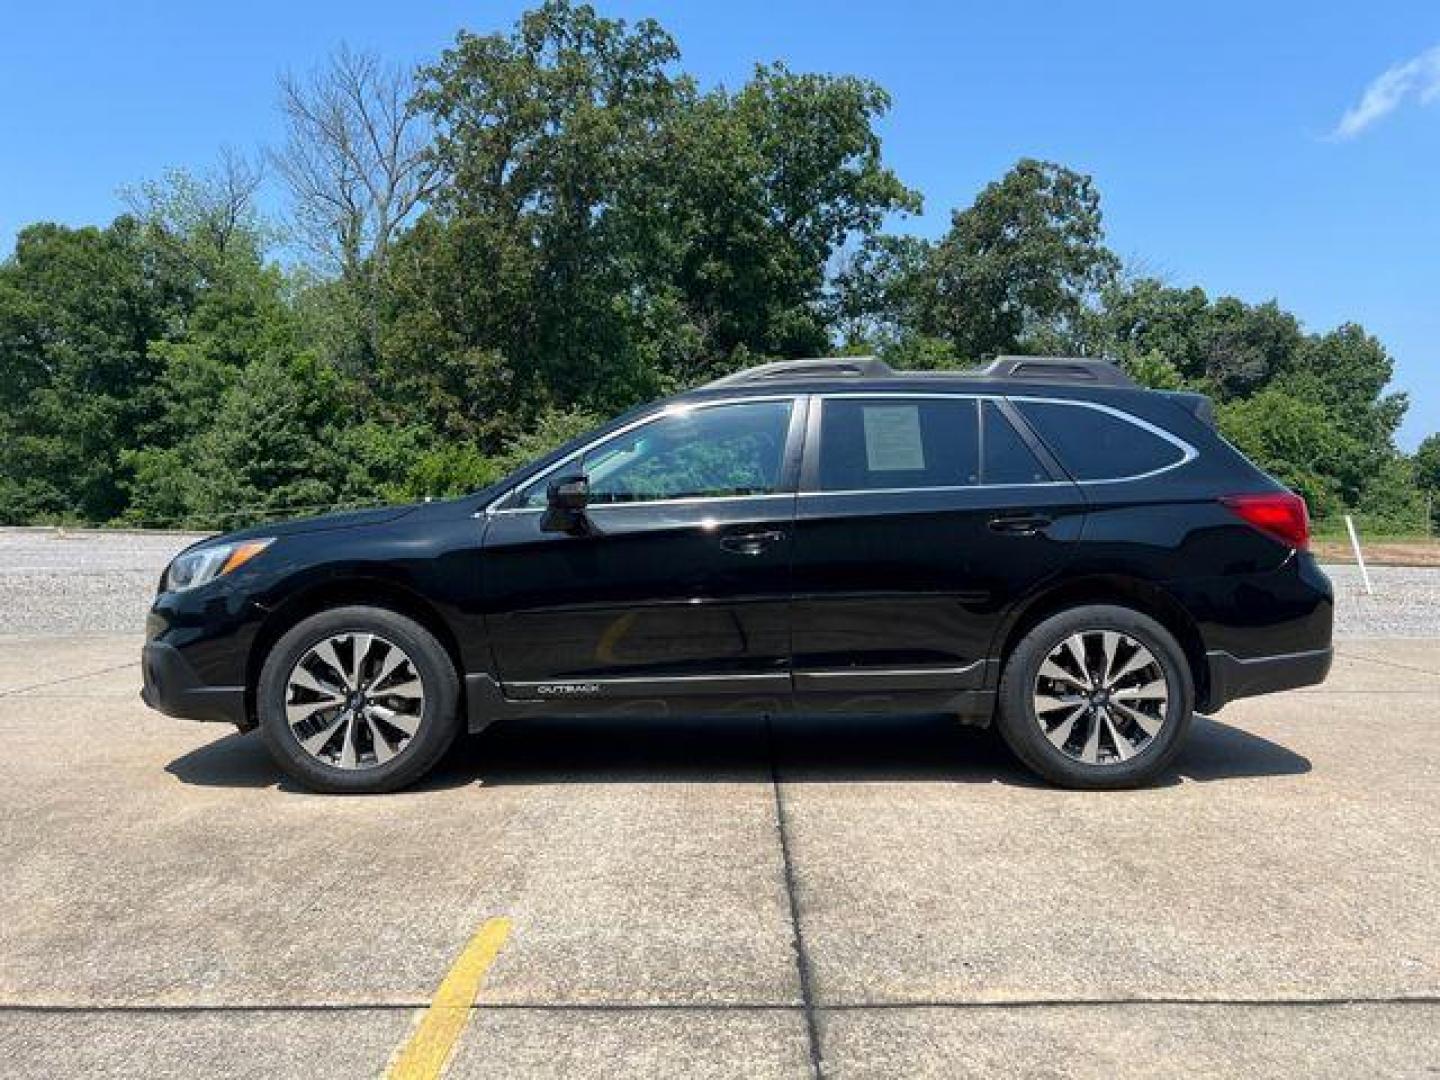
[1201,646,1332,713]
[140,641,249,728]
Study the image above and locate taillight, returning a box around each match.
[1220,492,1310,550]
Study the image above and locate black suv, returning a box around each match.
[142,356,1333,793]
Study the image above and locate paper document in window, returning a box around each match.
[862,406,925,471]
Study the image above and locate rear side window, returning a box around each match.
[1014,400,1187,481]
[981,402,1051,484]
[818,398,979,491]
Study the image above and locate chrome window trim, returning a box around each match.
[797,481,1073,499]
[484,394,800,516]
[1006,394,1198,484]
[807,391,1197,492]
[485,388,1198,514]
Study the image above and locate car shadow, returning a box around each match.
[165,712,1310,793]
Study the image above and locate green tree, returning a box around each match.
[390,0,915,445]
[1415,434,1440,529]
[0,219,188,521]
[924,159,1119,359]
[1216,390,1357,518]
[1417,434,1440,495]
[837,160,1117,364]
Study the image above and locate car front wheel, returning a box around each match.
[257,605,460,793]
[996,604,1193,789]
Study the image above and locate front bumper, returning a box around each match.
[1202,646,1333,713]
[141,640,249,728]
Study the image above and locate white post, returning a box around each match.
[1344,514,1373,596]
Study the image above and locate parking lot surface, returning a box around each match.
[1,529,1437,1078]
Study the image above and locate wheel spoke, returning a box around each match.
[369,703,420,738]
[1113,699,1162,738]
[368,715,397,764]
[337,713,359,769]
[313,639,351,689]
[1035,693,1085,713]
[286,696,342,725]
[367,644,408,691]
[1099,631,1121,684]
[290,666,343,697]
[1079,709,1102,763]
[1039,660,1088,692]
[1101,709,1135,761]
[1113,679,1167,702]
[376,678,423,700]
[298,710,348,755]
[1108,646,1157,687]
[348,634,374,690]
[1059,634,1089,682]
[1044,705,1085,749]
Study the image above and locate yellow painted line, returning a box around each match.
[385,917,512,1080]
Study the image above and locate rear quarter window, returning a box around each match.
[1014,400,1188,481]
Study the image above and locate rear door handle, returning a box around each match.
[720,529,786,556]
[988,513,1053,537]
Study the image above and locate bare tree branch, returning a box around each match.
[271,44,441,280]
[121,147,266,281]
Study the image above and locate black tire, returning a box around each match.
[995,604,1193,790]
[257,606,460,794]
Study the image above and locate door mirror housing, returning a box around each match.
[541,474,591,534]
[547,475,589,512]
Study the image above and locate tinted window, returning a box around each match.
[516,400,792,507]
[981,402,1050,484]
[1015,400,1185,481]
[818,398,979,491]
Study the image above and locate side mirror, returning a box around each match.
[547,474,589,512]
[541,474,590,534]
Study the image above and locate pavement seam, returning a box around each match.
[4,996,1439,1014]
[1333,649,1440,679]
[766,713,825,1080]
[0,661,138,699]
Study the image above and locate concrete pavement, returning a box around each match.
[0,635,1437,1078]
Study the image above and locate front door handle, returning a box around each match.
[720,529,786,556]
[988,513,1053,537]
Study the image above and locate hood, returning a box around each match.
[201,503,423,548]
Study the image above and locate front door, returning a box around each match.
[790,394,1085,695]
[481,396,804,705]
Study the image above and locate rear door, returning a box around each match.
[790,393,1086,694]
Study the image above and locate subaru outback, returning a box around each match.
[141,355,1333,792]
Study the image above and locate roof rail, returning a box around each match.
[699,355,894,389]
[975,355,1137,388]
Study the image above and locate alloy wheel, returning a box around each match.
[1032,630,1169,765]
[284,633,425,770]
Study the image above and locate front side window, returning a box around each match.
[1013,400,1187,481]
[817,398,980,491]
[516,400,793,507]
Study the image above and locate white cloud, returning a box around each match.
[1332,43,1440,139]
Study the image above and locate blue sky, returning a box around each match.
[2,1,1437,447]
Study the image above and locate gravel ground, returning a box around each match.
[1,527,1437,639]
[0,528,205,636]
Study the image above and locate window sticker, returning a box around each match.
[862,405,925,471]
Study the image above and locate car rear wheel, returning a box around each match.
[996,604,1193,789]
[257,606,460,793]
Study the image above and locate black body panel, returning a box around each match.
[480,495,797,687]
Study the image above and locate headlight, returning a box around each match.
[163,539,274,593]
